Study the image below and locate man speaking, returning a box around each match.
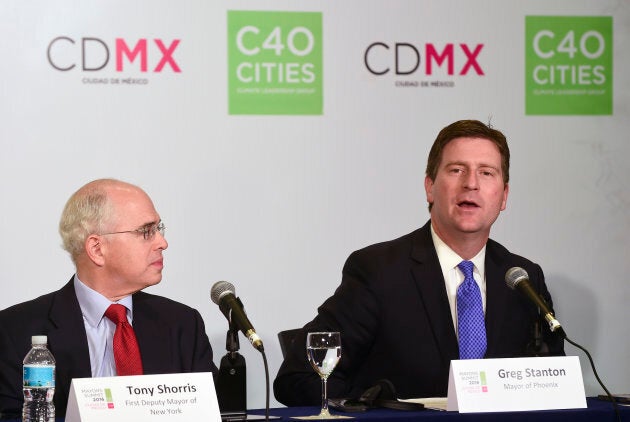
[274,120,565,405]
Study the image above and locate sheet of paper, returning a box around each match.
[399,397,448,411]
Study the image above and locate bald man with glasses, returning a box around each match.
[0,179,218,419]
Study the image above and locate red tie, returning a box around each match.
[105,304,144,376]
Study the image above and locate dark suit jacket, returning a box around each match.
[0,279,218,419]
[273,221,564,406]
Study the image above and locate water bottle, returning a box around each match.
[22,335,55,422]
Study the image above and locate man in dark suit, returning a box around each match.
[0,179,217,419]
[273,120,565,405]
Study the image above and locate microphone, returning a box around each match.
[211,281,264,352]
[505,267,565,337]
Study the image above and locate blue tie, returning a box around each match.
[457,260,487,359]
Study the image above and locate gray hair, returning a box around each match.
[58,179,119,265]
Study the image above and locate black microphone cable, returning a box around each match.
[506,267,621,422]
[562,335,621,422]
[261,349,271,421]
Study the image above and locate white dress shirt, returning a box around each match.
[430,224,487,337]
[73,275,134,377]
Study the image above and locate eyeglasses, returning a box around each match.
[99,221,166,241]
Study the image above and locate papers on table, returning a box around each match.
[399,397,448,411]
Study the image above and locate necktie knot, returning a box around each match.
[457,260,475,280]
[105,304,128,325]
[104,303,143,376]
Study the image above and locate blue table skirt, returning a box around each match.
[247,397,627,422]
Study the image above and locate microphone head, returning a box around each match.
[211,280,235,304]
[505,267,529,290]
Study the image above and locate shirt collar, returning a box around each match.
[430,223,486,276]
[73,275,134,327]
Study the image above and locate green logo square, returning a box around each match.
[228,11,323,115]
[525,16,612,115]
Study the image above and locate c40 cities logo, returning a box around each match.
[228,11,323,115]
[525,16,612,115]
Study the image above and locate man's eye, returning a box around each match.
[139,225,155,239]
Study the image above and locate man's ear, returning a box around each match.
[424,175,434,205]
[500,183,509,211]
[85,234,106,267]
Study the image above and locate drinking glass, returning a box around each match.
[306,332,342,418]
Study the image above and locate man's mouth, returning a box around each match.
[458,200,479,209]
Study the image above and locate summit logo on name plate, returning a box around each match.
[227,11,323,115]
[525,16,613,115]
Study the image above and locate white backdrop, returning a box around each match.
[1,0,629,409]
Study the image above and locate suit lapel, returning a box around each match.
[132,292,172,374]
[47,281,92,376]
[47,280,92,404]
[483,241,511,356]
[409,223,459,361]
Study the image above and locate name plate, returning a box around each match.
[446,356,586,413]
[65,372,221,422]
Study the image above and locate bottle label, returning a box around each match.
[23,365,55,388]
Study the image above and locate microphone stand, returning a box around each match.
[216,323,277,421]
[526,313,551,356]
[217,326,248,421]
[212,286,277,421]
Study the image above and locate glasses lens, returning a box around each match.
[140,221,165,240]
[150,222,166,240]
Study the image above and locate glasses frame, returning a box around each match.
[99,220,166,241]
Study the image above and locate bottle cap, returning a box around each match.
[31,335,48,345]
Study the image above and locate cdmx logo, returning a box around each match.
[363,41,485,86]
[47,36,181,73]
